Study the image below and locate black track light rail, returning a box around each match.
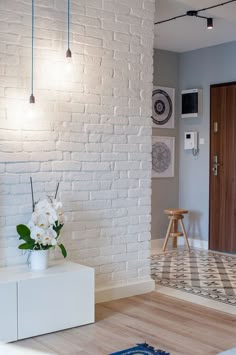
[197,0,236,12]
[155,0,236,25]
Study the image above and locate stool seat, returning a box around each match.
[164,208,188,215]
[163,208,190,252]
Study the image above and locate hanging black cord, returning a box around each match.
[155,0,236,25]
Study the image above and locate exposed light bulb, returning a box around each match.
[27,101,36,120]
[66,56,72,73]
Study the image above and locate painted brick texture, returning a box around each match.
[0,0,154,290]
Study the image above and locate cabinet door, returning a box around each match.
[0,282,17,342]
[18,268,94,339]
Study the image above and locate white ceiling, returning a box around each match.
[154,0,236,52]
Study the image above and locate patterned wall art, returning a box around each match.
[152,136,175,178]
[152,86,175,129]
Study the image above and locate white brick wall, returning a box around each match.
[0,0,155,295]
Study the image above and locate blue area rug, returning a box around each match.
[109,343,170,355]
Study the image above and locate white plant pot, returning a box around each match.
[30,250,49,271]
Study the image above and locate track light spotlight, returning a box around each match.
[207,18,213,29]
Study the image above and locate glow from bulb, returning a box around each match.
[66,56,72,73]
[27,103,37,120]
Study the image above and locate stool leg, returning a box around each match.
[179,219,190,252]
[163,219,173,252]
[172,219,178,249]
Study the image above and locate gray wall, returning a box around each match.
[179,41,236,242]
[151,49,179,239]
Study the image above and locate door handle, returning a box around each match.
[212,155,220,176]
[212,163,220,176]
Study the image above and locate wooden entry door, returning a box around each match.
[209,82,236,253]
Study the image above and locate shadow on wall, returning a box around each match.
[186,210,203,240]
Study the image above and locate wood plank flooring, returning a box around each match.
[16,292,236,355]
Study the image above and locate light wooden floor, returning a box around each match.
[16,292,236,355]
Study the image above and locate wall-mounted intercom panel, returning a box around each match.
[184,131,198,150]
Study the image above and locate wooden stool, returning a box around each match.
[163,209,190,252]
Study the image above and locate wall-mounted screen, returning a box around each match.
[181,89,202,118]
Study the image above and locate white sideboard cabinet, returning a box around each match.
[0,262,95,342]
[0,282,17,342]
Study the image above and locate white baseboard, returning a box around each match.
[151,237,208,251]
[95,278,155,303]
[188,238,208,250]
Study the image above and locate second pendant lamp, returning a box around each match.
[29,0,35,104]
[66,0,72,72]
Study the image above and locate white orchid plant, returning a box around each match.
[16,179,67,258]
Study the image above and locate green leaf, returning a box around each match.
[17,224,30,237]
[16,224,35,244]
[53,223,64,237]
[20,235,35,243]
[18,242,34,250]
[58,243,67,258]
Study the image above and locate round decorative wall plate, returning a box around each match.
[151,87,175,128]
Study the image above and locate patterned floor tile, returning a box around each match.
[151,249,236,305]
